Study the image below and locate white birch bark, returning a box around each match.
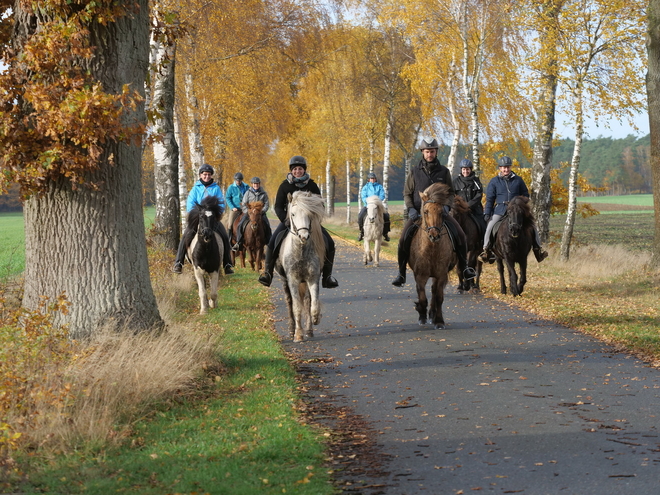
[358,152,364,210]
[174,109,187,231]
[382,114,392,209]
[184,70,205,173]
[345,157,351,223]
[447,56,462,177]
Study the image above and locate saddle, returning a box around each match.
[487,216,506,245]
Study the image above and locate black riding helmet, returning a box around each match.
[289,155,307,171]
[498,156,513,167]
[234,172,244,181]
[459,159,473,169]
[199,164,214,175]
[251,177,261,184]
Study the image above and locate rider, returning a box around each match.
[453,158,487,235]
[172,163,234,275]
[480,156,549,264]
[232,177,272,252]
[391,138,477,287]
[226,172,249,241]
[258,155,339,289]
[357,172,391,242]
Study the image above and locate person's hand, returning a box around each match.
[443,205,451,215]
[233,207,238,211]
[484,214,491,223]
[408,208,419,221]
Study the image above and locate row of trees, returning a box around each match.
[0,0,657,337]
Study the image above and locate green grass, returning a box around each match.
[577,194,654,206]
[7,269,334,494]
[0,211,25,280]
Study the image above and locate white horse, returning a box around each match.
[363,195,385,267]
[276,191,325,342]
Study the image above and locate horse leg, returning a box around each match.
[497,258,507,295]
[374,238,381,267]
[280,282,295,339]
[414,274,429,325]
[193,268,209,314]
[290,282,305,343]
[430,277,446,330]
[517,257,528,295]
[506,258,520,297]
[301,283,314,339]
[209,271,219,308]
[363,238,369,265]
[309,280,322,327]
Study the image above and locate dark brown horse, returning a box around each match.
[243,201,266,271]
[492,196,535,296]
[451,196,482,292]
[408,183,456,329]
[230,212,247,269]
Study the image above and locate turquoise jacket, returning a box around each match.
[226,181,249,210]
[360,181,385,204]
[186,180,226,213]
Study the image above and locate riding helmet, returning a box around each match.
[418,138,439,150]
[251,177,261,184]
[234,172,244,181]
[199,163,214,175]
[459,159,473,169]
[498,156,513,167]
[367,172,377,180]
[288,155,307,170]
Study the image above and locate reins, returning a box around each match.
[422,199,447,237]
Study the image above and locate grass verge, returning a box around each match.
[2,250,334,494]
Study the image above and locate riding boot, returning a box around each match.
[383,213,391,242]
[321,258,339,288]
[258,246,275,287]
[357,229,363,242]
[392,222,416,287]
[232,228,243,252]
[533,246,549,263]
[479,244,495,264]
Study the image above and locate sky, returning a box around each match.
[554,111,649,141]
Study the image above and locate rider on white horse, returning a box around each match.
[357,172,391,242]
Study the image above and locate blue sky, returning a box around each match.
[554,112,649,140]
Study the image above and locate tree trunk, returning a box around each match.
[345,156,351,223]
[382,114,392,209]
[447,56,462,177]
[325,156,334,216]
[174,108,188,232]
[560,97,584,261]
[531,0,562,245]
[22,0,163,339]
[184,70,205,172]
[358,153,364,210]
[151,30,180,251]
[647,0,660,270]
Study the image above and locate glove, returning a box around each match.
[484,214,491,223]
[408,208,419,221]
[443,205,451,215]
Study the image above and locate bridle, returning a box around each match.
[421,199,447,240]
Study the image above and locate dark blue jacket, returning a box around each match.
[484,172,529,217]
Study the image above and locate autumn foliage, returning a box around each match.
[0,0,145,198]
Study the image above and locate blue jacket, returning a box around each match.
[484,172,529,217]
[226,181,249,210]
[186,180,226,213]
[360,181,385,204]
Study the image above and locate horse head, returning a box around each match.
[198,210,216,242]
[190,196,222,243]
[287,191,325,246]
[366,196,382,224]
[506,196,530,239]
[247,201,264,231]
[419,184,450,243]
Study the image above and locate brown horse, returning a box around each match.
[243,201,266,271]
[230,212,247,269]
[492,196,534,296]
[409,183,456,329]
[451,196,482,292]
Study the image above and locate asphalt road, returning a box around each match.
[270,237,660,495]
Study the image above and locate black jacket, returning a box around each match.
[453,172,484,214]
[403,159,454,212]
[274,178,321,222]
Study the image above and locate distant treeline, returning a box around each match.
[0,134,651,212]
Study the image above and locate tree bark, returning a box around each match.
[382,113,393,209]
[647,0,660,270]
[560,94,584,261]
[151,28,180,251]
[21,0,163,338]
[531,0,563,245]
[184,70,205,172]
[345,157,351,223]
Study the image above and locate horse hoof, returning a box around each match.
[418,319,427,326]
[200,309,208,315]
[305,331,313,339]
[434,323,445,330]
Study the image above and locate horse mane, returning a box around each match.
[289,191,325,261]
[452,196,469,215]
[247,201,264,212]
[187,196,222,230]
[421,182,451,206]
[508,196,535,227]
[366,195,384,214]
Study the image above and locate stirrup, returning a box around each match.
[258,272,273,287]
[478,250,490,263]
[322,276,339,289]
[463,267,477,281]
[231,243,240,252]
[224,264,234,275]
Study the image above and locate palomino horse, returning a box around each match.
[276,191,325,343]
[186,196,224,314]
[231,202,267,270]
[363,195,385,267]
[492,196,534,296]
[451,196,482,292]
[408,183,456,329]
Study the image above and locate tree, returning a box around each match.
[0,1,163,338]
[648,0,660,269]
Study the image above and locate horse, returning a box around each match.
[243,201,267,271]
[185,196,224,314]
[450,196,483,292]
[363,195,385,267]
[491,196,535,297]
[408,183,456,329]
[276,191,325,343]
